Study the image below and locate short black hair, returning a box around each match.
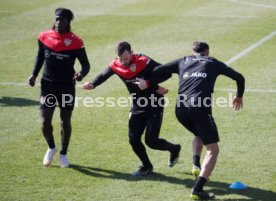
[55,8,74,22]
[116,41,132,56]
[193,41,209,53]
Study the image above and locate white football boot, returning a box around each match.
[43,147,57,166]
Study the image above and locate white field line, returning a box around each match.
[0,82,275,94]
[226,30,276,65]
[2,31,276,93]
[187,14,258,19]
[228,0,276,9]
[215,88,276,93]
[0,82,28,86]
[0,10,17,13]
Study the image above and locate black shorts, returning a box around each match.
[175,106,219,145]
[40,79,75,110]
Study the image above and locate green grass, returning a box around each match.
[1,0,276,200]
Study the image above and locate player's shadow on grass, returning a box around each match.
[0,96,39,107]
[70,164,192,185]
[70,164,276,201]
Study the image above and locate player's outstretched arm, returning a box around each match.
[82,82,94,90]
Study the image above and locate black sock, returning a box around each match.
[193,155,201,168]
[46,139,55,149]
[193,176,207,192]
[60,146,68,155]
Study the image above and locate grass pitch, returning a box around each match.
[0,0,276,200]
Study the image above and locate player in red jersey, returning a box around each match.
[82,41,181,176]
[27,8,90,168]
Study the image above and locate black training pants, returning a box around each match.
[128,108,176,167]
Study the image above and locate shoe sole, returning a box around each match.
[131,169,153,176]
[190,193,215,200]
[131,171,153,176]
[43,161,52,166]
[168,157,179,167]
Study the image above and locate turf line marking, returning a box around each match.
[0,82,275,94]
[188,14,257,19]
[215,88,276,93]
[226,30,276,65]
[2,31,276,93]
[228,0,276,9]
[0,82,28,86]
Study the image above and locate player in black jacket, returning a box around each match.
[82,41,181,176]
[135,41,245,199]
[27,8,90,168]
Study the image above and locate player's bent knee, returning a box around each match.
[145,138,158,149]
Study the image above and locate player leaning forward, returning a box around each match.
[135,41,245,199]
[27,8,90,167]
[82,41,181,176]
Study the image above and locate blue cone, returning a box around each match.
[229,181,247,189]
